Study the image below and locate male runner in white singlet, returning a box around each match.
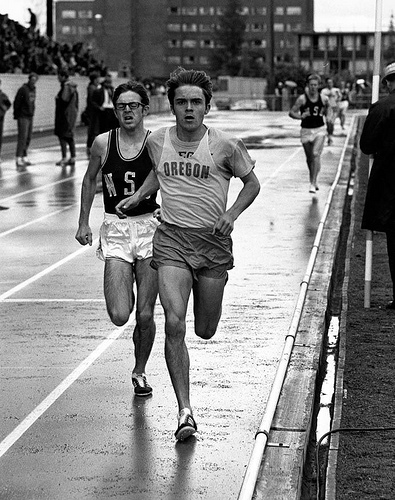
[115,68,260,440]
[76,81,159,397]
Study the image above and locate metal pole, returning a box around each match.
[364,0,382,308]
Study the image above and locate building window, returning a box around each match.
[182,23,197,32]
[279,40,285,48]
[168,39,180,48]
[183,55,195,64]
[199,24,214,32]
[199,56,209,64]
[78,10,92,19]
[254,7,267,15]
[182,7,197,15]
[168,7,180,15]
[167,24,181,32]
[275,7,284,15]
[253,40,266,48]
[327,35,337,50]
[79,26,93,35]
[61,25,77,35]
[199,7,215,15]
[300,36,311,50]
[250,23,265,32]
[286,7,302,15]
[200,39,215,48]
[182,39,197,48]
[216,7,225,15]
[62,10,76,19]
[239,7,249,15]
[318,36,327,50]
[168,56,181,64]
[343,35,354,51]
[274,23,284,32]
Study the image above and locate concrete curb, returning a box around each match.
[324,116,364,500]
[253,118,359,499]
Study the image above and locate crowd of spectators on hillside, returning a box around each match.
[0,13,108,76]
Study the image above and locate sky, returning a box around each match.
[0,0,394,33]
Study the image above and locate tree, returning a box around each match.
[209,0,246,76]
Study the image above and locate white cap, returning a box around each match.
[382,62,395,84]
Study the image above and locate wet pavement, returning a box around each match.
[0,111,353,499]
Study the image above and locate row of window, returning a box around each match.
[168,39,295,49]
[61,25,93,35]
[299,35,393,51]
[61,10,92,19]
[168,23,301,32]
[168,6,302,16]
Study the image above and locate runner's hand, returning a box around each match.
[115,195,138,219]
[75,224,93,246]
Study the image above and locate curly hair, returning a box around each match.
[166,67,213,106]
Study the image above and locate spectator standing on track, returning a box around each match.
[0,79,11,165]
[92,73,119,135]
[321,77,341,145]
[360,62,395,309]
[54,68,79,168]
[114,67,260,441]
[13,72,38,171]
[85,71,100,157]
[289,74,329,194]
[75,80,160,396]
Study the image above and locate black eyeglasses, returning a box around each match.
[114,101,145,111]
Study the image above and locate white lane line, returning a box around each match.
[259,147,301,188]
[0,204,77,238]
[3,299,105,302]
[0,176,81,204]
[0,319,132,459]
[0,239,99,302]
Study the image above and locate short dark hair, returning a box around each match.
[112,80,150,106]
[166,67,213,106]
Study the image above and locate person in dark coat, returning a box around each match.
[13,72,38,171]
[0,78,11,164]
[54,68,79,167]
[361,61,395,308]
[91,73,119,135]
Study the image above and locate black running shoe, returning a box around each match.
[131,373,152,397]
[175,409,197,441]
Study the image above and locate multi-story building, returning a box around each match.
[54,0,313,79]
[297,31,395,78]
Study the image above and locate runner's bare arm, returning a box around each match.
[75,133,108,245]
[213,170,260,236]
[114,169,160,219]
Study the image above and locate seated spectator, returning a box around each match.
[0,14,105,76]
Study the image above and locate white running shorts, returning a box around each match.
[96,212,159,263]
[300,126,326,144]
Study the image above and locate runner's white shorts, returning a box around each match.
[96,213,159,263]
[300,126,326,144]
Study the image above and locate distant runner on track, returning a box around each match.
[289,74,329,194]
